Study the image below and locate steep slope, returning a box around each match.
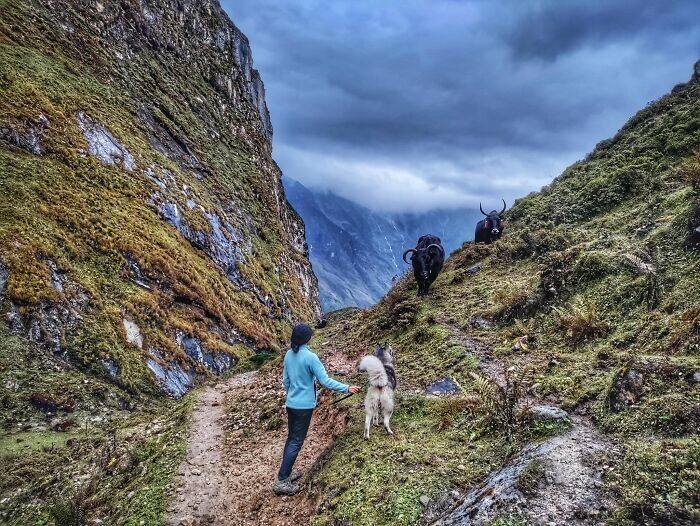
[284,177,482,311]
[304,63,700,525]
[0,0,319,400]
[0,1,319,523]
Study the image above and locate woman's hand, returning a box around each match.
[348,385,361,394]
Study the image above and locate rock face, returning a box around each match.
[432,418,617,526]
[76,111,136,171]
[0,0,319,396]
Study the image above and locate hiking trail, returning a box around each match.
[166,347,356,526]
[167,315,620,526]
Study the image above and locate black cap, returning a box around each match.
[291,323,313,349]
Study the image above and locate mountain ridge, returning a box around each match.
[0,0,318,394]
[284,177,483,311]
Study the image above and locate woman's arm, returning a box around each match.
[309,354,349,393]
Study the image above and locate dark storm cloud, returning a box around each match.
[222,0,699,212]
[503,0,699,60]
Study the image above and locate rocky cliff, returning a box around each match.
[0,0,320,397]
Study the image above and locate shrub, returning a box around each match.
[465,366,533,439]
[554,300,610,345]
[679,150,700,188]
[373,277,421,330]
[432,396,469,431]
[492,280,532,320]
[48,482,96,526]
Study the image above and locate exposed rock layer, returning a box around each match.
[0,0,319,396]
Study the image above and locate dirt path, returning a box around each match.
[167,371,258,525]
[166,347,357,526]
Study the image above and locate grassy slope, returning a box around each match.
[0,0,317,393]
[311,75,700,525]
[0,0,316,522]
[0,324,195,525]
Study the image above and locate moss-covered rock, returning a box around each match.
[0,0,320,396]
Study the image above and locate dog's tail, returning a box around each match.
[359,355,389,386]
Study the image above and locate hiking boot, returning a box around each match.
[288,470,302,482]
[273,478,300,496]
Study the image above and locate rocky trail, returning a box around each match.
[427,415,620,525]
[423,321,621,525]
[166,347,357,526]
[167,317,620,526]
[166,371,258,525]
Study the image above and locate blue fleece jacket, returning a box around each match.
[282,344,349,409]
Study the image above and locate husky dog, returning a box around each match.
[375,344,397,390]
[358,344,396,439]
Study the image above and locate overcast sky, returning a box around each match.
[222,0,699,213]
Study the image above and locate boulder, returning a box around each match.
[469,315,494,330]
[529,405,571,424]
[466,262,482,274]
[426,378,460,396]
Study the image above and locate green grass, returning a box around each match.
[0,309,195,524]
[606,437,700,525]
[311,394,514,526]
[0,430,81,456]
[315,74,700,523]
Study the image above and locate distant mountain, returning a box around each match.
[283,178,482,311]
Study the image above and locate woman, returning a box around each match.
[273,323,360,496]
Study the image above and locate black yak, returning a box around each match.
[475,200,507,244]
[402,235,445,297]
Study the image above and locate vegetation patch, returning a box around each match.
[310,394,512,526]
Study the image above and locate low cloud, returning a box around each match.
[223,0,699,212]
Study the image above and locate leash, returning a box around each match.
[331,392,356,405]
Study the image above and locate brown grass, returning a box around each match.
[554,299,610,345]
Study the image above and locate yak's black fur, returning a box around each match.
[475,200,506,244]
[403,234,445,296]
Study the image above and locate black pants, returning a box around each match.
[277,407,314,481]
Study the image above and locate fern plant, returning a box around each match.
[465,365,533,439]
[553,299,610,345]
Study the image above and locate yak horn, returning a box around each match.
[427,243,444,257]
[402,248,417,263]
[479,202,487,216]
[500,198,507,214]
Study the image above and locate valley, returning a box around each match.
[1,1,699,525]
[284,178,483,311]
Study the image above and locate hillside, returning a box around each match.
[284,177,483,311]
[0,0,318,522]
[0,0,319,395]
[1,1,699,524]
[303,62,700,525]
